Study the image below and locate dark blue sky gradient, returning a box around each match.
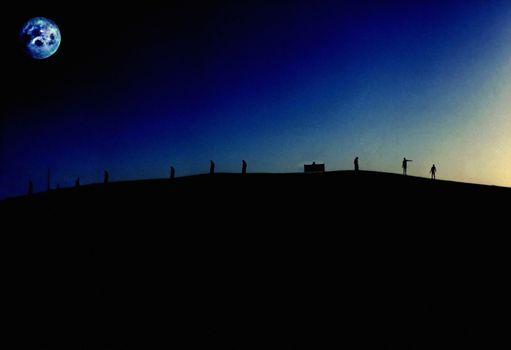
[2,0,511,197]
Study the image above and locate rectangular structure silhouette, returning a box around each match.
[304,163,325,173]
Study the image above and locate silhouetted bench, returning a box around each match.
[304,162,325,173]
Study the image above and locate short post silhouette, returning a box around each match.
[75,177,80,187]
[242,160,247,174]
[402,157,413,175]
[170,166,175,179]
[28,180,33,195]
[104,170,109,184]
[354,157,359,172]
[430,164,437,179]
[210,160,215,174]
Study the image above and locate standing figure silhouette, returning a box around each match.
[104,170,109,184]
[28,180,33,195]
[210,160,215,174]
[170,166,175,179]
[354,157,359,172]
[75,177,80,187]
[430,164,437,179]
[402,158,413,175]
[242,160,247,174]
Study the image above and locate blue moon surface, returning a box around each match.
[20,17,61,59]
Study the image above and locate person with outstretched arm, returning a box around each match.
[402,158,412,175]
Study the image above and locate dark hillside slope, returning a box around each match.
[3,170,508,228]
[2,171,509,347]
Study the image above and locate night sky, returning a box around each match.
[2,0,511,198]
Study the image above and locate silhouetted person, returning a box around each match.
[354,157,359,172]
[104,170,109,184]
[210,160,215,174]
[402,157,413,175]
[242,160,247,174]
[430,164,437,179]
[75,177,80,187]
[28,180,33,195]
[170,166,175,179]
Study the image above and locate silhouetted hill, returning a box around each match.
[2,171,509,347]
[3,169,509,219]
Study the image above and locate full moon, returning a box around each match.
[20,17,61,59]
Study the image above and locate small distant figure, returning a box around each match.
[430,164,437,179]
[210,160,215,174]
[28,180,33,195]
[75,177,80,187]
[104,170,109,184]
[354,157,359,172]
[402,157,413,175]
[170,166,175,179]
[242,160,247,174]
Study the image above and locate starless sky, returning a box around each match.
[1,0,511,198]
